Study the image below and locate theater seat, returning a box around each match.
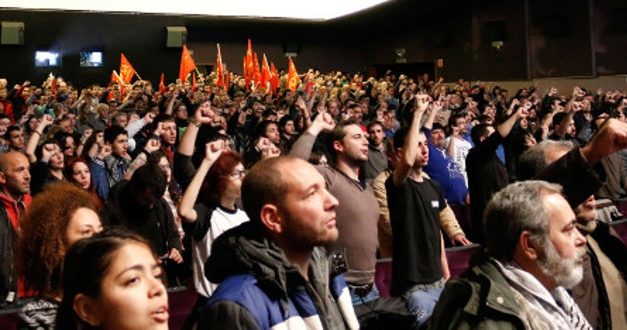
[374,244,482,299]
[375,258,393,298]
[609,218,627,244]
[445,244,481,278]
[0,307,21,330]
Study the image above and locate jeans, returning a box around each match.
[349,283,380,305]
[403,278,445,327]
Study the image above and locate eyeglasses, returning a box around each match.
[230,169,247,179]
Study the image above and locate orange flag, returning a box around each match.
[242,55,247,80]
[253,52,261,85]
[270,62,279,94]
[287,57,300,91]
[110,70,126,101]
[119,53,136,84]
[260,54,271,90]
[245,39,254,89]
[179,45,197,82]
[49,74,57,96]
[159,73,166,95]
[216,44,225,87]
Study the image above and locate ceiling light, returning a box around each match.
[0,0,392,21]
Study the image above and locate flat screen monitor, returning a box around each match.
[80,51,103,67]
[35,51,60,67]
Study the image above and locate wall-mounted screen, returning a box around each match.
[80,51,103,67]
[35,51,60,67]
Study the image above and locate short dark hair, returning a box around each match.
[448,112,465,127]
[154,113,175,127]
[103,125,127,144]
[3,125,21,140]
[470,123,492,145]
[329,119,359,143]
[367,121,384,132]
[128,162,167,199]
[278,115,295,131]
[392,127,426,151]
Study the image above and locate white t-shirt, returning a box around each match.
[190,204,249,298]
[446,136,472,186]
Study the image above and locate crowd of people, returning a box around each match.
[0,68,625,329]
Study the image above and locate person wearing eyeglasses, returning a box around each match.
[178,140,249,327]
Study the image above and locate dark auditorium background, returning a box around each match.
[1,0,627,87]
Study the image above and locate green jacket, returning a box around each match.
[429,259,526,329]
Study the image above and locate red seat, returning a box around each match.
[374,244,481,298]
[609,219,627,245]
[446,244,481,278]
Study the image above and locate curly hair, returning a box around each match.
[17,182,98,299]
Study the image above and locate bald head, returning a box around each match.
[241,156,309,224]
[0,151,31,199]
[0,151,28,173]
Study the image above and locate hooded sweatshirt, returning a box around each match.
[198,222,359,330]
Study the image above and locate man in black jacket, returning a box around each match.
[101,162,182,265]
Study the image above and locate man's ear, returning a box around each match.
[73,293,102,327]
[395,147,403,160]
[518,231,539,260]
[0,171,6,186]
[260,204,282,234]
[333,140,344,154]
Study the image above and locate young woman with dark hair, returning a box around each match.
[64,157,104,211]
[56,229,168,330]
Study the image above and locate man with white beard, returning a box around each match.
[430,181,591,329]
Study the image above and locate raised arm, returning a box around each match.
[422,100,443,130]
[289,111,335,160]
[177,104,214,157]
[392,94,429,186]
[178,141,224,222]
[25,114,53,163]
[497,102,528,138]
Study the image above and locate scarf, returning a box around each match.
[493,259,592,330]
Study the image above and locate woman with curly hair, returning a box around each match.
[17,182,102,329]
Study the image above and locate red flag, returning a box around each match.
[242,55,247,79]
[270,62,279,94]
[287,57,300,92]
[216,44,225,87]
[253,52,261,85]
[159,73,166,95]
[49,74,57,96]
[119,53,136,84]
[179,45,197,82]
[110,70,125,101]
[245,39,254,89]
[260,54,271,91]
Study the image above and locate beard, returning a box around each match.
[537,240,586,289]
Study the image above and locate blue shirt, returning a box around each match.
[424,128,469,204]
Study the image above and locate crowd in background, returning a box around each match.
[0,67,625,329]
